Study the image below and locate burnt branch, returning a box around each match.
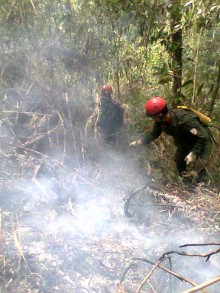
[136,257,169,293]
[118,263,136,284]
[160,247,220,261]
[117,283,126,293]
[123,184,148,218]
[132,257,205,292]
[182,276,220,293]
[180,243,220,248]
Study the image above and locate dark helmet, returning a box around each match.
[101,84,113,96]
[145,97,167,116]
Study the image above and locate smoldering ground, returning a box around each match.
[0,139,220,293]
[0,1,219,291]
[0,89,219,291]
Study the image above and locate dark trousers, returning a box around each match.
[174,146,191,175]
[103,132,117,146]
[174,146,208,183]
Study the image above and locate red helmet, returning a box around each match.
[101,84,113,95]
[145,97,167,116]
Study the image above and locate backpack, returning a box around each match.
[177,106,211,125]
[177,106,220,147]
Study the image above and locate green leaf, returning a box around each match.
[186,57,194,62]
[181,80,193,87]
[197,83,204,96]
[158,78,170,84]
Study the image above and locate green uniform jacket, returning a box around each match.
[141,109,212,159]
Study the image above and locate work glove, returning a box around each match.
[185,151,196,165]
[129,141,138,146]
[129,140,142,147]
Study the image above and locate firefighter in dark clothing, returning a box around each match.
[97,84,124,145]
[130,97,212,183]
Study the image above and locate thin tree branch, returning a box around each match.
[117,283,126,293]
[182,276,220,293]
[132,257,206,292]
[180,243,220,248]
[160,248,220,261]
[136,257,168,293]
[118,263,136,284]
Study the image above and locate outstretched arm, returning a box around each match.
[130,123,162,146]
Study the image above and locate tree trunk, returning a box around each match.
[170,0,183,104]
[208,62,220,117]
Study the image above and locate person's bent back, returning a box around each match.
[98,84,124,145]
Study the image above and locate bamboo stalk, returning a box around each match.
[133,257,205,291]
[182,276,220,293]
[117,283,126,293]
[136,260,163,293]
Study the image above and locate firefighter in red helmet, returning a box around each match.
[100,84,113,96]
[130,97,212,184]
[97,84,124,145]
[144,96,167,116]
